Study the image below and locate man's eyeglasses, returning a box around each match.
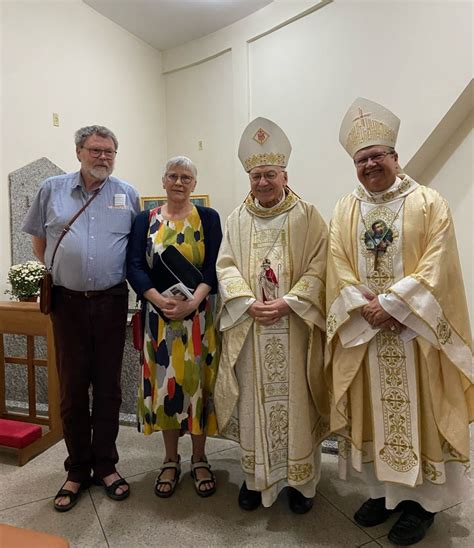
[82,147,117,159]
[165,173,194,185]
[354,151,394,167]
[249,170,283,183]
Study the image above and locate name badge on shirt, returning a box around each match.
[112,194,127,208]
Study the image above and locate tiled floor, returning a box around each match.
[0,426,472,547]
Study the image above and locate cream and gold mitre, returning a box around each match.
[238,117,292,172]
[339,97,400,157]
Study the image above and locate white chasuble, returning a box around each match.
[326,176,473,512]
[215,190,328,507]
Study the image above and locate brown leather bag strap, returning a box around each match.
[48,188,101,270]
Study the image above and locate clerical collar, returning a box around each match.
[254,191,286,210]
[353,174,418,204]
[245,188,299,218]
[368,177,399,197]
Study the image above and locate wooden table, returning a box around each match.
[0,301,62,464]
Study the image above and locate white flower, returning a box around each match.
[5,260,46,300]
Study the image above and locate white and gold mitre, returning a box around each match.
[339,97,400,157]
[238,117,292,172]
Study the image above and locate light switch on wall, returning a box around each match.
[52,113,59,127]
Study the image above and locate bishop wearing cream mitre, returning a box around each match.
[326,98,473,545]
[215,117,329,514]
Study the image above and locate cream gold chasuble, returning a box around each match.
[215,190,329,506]
[326,175,473,512]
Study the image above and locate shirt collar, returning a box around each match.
[72,171,109,194]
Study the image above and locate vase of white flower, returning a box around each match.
[5,260,46,301]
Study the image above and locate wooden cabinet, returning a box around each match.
[0,301,62,465]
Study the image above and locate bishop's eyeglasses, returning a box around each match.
[249,170,284,183]
[354,151,394,168]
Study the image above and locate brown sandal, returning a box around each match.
[155,456,181,498]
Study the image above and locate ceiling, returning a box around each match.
[84,0,273,51]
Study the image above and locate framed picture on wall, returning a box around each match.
[140,194,210,211]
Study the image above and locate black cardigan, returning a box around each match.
[126,205,222,298]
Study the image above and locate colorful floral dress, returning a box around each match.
[138,206,219,436]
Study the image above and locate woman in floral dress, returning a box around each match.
[127,156,222,498]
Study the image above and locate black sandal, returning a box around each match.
[53,478,90,512]
[190,458,216,498]
[93,474,130,501]
[155,457,181,498]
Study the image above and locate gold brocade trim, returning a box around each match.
[245,152,286,171]
[442,441,469,463]
[363,202,418,475]
[222,278,251,297]
[421,460,443,482]
[361,205,399,291]
[291,278,310,293]
[245,189,299,218]
[436,317,453,345]
[314,417,330,442]
[346,118,396,158]
[407,276,472,349]
[264,336,287,382]
[376,332,418,473]
[326,313,337,339]
[241,454,255,472]
[221,415,239,441]
[269,403,289,449]
[338,437,351,459]
[288,463,313,482]
[355,176,416,204]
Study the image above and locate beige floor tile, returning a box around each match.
[0,425,236,512]
[0,439,71,510]
[0,492,107,548]
[92,446,373,547]
[113,423,237,478]
[376,499,474,547]
[1,424,471,546]
[317,453,401,539]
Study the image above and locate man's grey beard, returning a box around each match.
[89,165,113,180]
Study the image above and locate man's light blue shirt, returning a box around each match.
[22,171,140,291]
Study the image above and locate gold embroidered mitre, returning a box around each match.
[339,97,400,157]
[238,117,292,172]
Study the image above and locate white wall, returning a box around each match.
[1,0,167,296]
[162,0,473,320]
[425,112,473,326]
[164,50,234,214]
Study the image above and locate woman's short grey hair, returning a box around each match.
[74,125,118,150]
[164,156,197,179]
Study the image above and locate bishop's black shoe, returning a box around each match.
[354,497,399,527]
[238,482,262,511]
[388,501,435,546]
[287,487,314,514]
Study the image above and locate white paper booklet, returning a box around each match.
[161,283,194,301]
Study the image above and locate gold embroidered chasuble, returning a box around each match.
[215,190,329,505]
[326,175,473,508]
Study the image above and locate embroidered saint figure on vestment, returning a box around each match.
[259,258,279,301]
